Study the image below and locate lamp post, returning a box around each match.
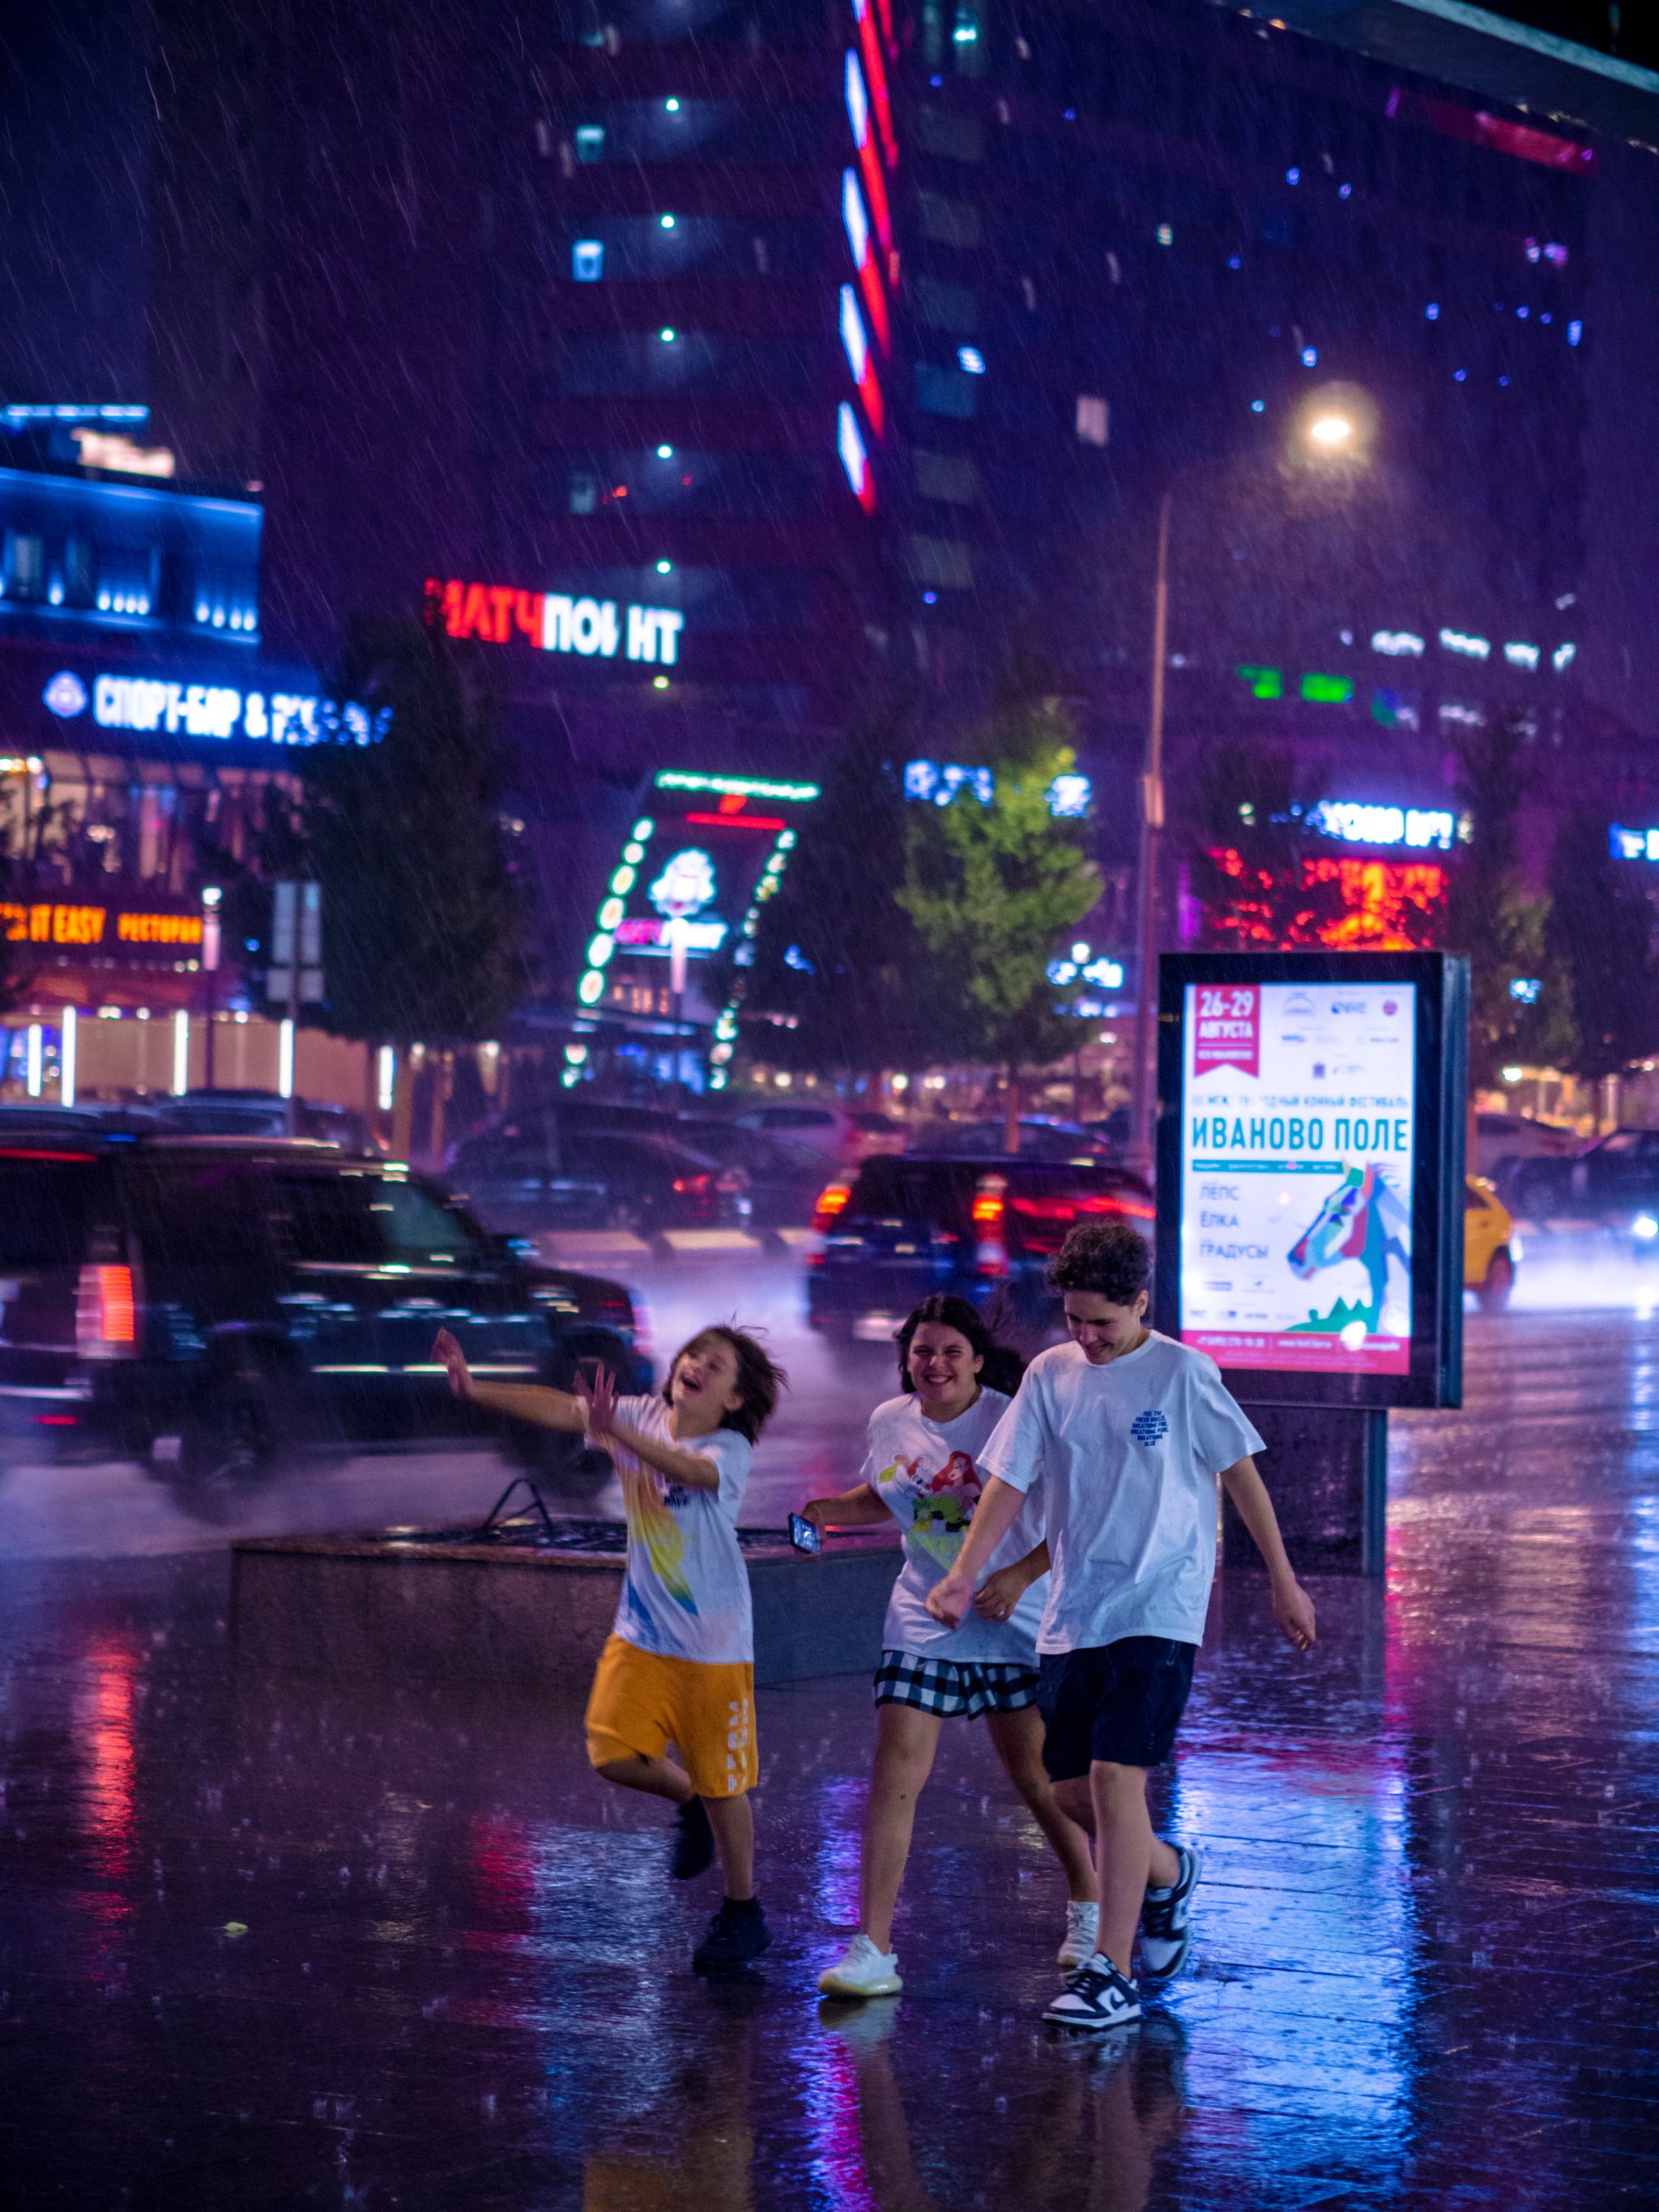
[200,885,222,1092]
[1124,392,1372,1181]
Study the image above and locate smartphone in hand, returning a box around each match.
[788,1513,823,1556]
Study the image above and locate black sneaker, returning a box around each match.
[1043,1957,1141,2031]
[693,1897,772,1972]
[1139,1844,1202,1982]
[671,1796,715,1880]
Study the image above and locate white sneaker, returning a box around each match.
[1043,1954,1141,2031]
[818,1932,902,1998]
[1139,1844,1202,1982]
[1057,1900,1100,1970]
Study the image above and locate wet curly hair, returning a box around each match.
[1046,1221,1152,1305]
[894,1294,1025,1398]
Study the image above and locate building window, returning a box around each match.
[574,126,605,162]
[1076,396,1110,445]
[908,535,975,589]
[915,363,977,419]
[916,277,979,330]
[918,192,981,249]
[915,450,980,505]
[3,532,44,601]
[569,473,599,516]
[572,240,604,281]
[953,3,984,75]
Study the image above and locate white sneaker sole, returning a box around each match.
[1043,1994,1141,2031]
[818,1966,903,1998]
[1140,1846,1202,1983]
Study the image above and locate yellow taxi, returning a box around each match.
[1465,1175,1519,1311]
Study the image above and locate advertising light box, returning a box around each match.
[1154,953,1468,1411]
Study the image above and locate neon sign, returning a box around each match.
[1610,826,1659,863]
[839,287,885,437]
[1316,803,1454,851]
[41,671,388,746]
[904,761,1093,818]
[427,578,684,665]
[1,901,204,949]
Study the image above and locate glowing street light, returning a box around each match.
[1307,413,1353,448]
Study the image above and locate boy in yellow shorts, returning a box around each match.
[434,1321,786,1971]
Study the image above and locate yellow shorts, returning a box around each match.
[584,1633,758,1800]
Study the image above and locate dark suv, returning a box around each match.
[0,1126,650,1492]
[806,1152,1154,1336]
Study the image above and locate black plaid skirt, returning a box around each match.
[872,1647,1042,1720]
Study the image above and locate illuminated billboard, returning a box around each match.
[1154,953,1468,1411]
[571,773,821,1084]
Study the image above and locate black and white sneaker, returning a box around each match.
[693,1896,772,1971]
[671,1796,715,1880]
[1139,1844,1201,1981]
[1043,1955,1141,2031]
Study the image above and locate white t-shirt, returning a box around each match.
[864,1387,1049,1664]
[978,1333,1264,1653]
[609,1396,754,1666]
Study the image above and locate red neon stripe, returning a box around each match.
[683,813,787,830]
[0,1147,97,1161]
[857,362,885,438]
[856,254,890,355]
[857,136,891,250]
[855,8,897,169]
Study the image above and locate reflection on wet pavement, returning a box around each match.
[2,1309,1657,2206]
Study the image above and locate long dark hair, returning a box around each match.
[661,1324,787,1444]
[895,1294,1025,1400]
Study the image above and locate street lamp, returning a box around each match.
[1124,390,1377,1178]
[200,885,222,1091]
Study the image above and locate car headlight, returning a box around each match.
[1636,1217,1659,1241]
[1508,1233,1523,1263]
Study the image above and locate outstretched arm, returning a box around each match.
[581,1364,723,1492]
[433,1328,588,1430]
[1219,1455,1317,1652]
[923,1477,1029,1628]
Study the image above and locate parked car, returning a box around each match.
[1503,1127,1659,1249]
[449,1122,750,1238]
[917,1117,1113,1162]
[158,1089,382,1154]
[729,1102,906,1165]
[1475,1110,1576,1182]
[1465,1176,1519,1311]
[806,1151,1154,1337]
[0,1126,650,1493]
[673,1118,828,1229]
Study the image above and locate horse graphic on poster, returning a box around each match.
[1286,1164,1410,1338]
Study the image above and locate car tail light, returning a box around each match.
[813,1179,853,1229]
[672,1172,713,1195]
[76,1264,136,1358]
[973,1176,1009,1277]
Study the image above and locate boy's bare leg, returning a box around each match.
[595,1752,693,1805]
[703,1792,755,1900]
[1053,1766,1179,1976]
[983,1708,1096,1903]
[858,1703,944,1951]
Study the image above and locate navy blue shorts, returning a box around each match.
[1037,1639,1197,1778]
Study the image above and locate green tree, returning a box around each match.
[304,615,531,1049]
[724,705,950,1080]
[1546,810,1659,1085]
[1179,738,1349,948]
[896,699,1101,1143]
[1444,714,1574,1090]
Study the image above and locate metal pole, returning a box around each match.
[1128,489,1171,1178]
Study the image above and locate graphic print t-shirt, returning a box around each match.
[978,1333,1264,1652]
[610,1396,753,1666]
[864,1388,1049,1663]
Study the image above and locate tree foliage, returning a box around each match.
[301,616,531,1047]
[1444,715,1574,1089]
[1546,810,1659,1083]
[896,700,1101,1076]
[727,707,945,1076]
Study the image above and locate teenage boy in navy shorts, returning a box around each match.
[928,1221,1316,2031]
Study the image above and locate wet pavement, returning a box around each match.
[3,1298,1658,2207]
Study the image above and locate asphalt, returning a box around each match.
[2,1296,1657,2207]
